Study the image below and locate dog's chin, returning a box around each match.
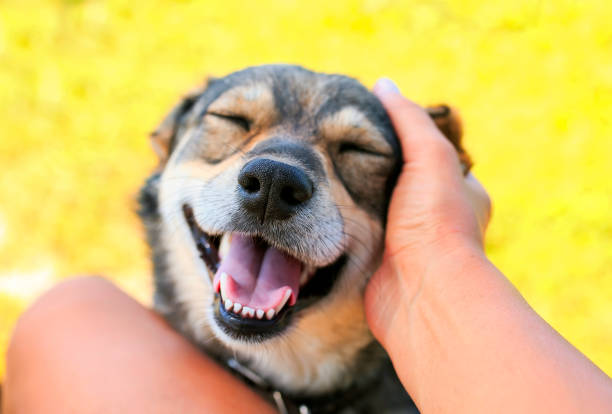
[183,204,347,343]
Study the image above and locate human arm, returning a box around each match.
[365,79,612,413]
[3,277,276,414]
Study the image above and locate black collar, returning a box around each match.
[226,358,374,414]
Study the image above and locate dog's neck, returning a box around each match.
[224,354,417,414]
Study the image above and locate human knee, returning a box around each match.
[7,276,117,359]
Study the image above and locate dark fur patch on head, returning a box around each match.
[247,138,325,179]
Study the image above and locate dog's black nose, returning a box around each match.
[238,158,313,222]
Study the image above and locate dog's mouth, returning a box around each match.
[183,205,346,340]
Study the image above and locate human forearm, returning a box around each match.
[383,248,612,413]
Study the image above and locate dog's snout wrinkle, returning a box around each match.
[238,158,313,223]
[247,138,324,179]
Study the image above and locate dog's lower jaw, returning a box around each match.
[207,284,380,396]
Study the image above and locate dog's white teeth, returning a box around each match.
[274,289,292,314]
[241,306,255,318]
[256,309,265,319]
[224,298,233,311]
[233,303,242,313]
[219,272,230,299]
[218,233,232,260]
[266,309,275,320]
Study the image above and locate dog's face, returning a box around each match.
[142,65,467,394]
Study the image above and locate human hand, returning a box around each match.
[365,79,491,350]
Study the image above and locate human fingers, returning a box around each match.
[373,78,463,179]
[373,79,457,158]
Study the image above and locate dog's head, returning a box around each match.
[140,65,468,394]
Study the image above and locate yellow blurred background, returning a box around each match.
[1,0,611,379]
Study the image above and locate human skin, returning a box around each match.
[3,277,276,414]
[365,78,612,413]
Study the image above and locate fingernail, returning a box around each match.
[373,78,400,96]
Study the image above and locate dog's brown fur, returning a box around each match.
[139,65,468,412]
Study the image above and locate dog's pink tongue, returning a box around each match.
[213,234,301,311]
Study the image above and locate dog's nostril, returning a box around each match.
[240,175,261,193]
[280,184,311,206]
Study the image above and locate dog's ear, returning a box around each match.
[149,79,214,166]
[426,104,472,174]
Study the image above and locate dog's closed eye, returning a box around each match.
[337,141,391,157]
[206,112,251,131]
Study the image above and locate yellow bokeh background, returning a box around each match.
[1,0,611,380]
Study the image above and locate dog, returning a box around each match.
[138,65,470,413]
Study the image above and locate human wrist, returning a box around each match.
[379,243,494,391]
[380,240,490,349]
[389,236,487,295]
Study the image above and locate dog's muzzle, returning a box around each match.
[182,156,348,341]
